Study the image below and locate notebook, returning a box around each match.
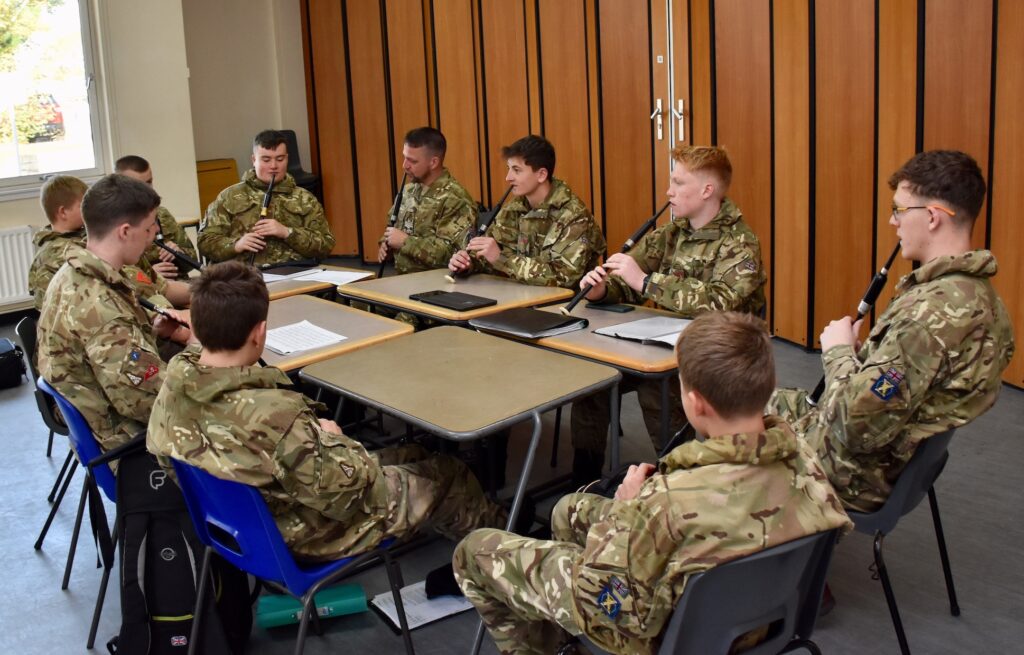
[408,290,497,311]
[469,307,587,339]
[593,316,692,348]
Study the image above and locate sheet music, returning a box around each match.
[262,268,325,283]
[264,320,347,355]
[292,270,373,285]
[594,316,692,347]
[370,581,474,631]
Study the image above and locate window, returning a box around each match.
[0,0,103,195]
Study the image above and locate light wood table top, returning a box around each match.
[300,325,619,438]
[177,216,200,228]
[336,268,573,324]
[534,303,682,374]
[265,265,373,301]
[262,295,412,372]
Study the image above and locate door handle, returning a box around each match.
[650,98,664,140]
[673,99,685,142]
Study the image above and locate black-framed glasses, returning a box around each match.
[890,204,956,220]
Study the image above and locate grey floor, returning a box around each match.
[1,308,1022,654]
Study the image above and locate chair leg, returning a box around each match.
[928,487,961,616]
[294,595,315,655]
[550,407,562,468]
[87,514,118,649]
[36,458,78,549]
[46,428,55,457]
[187,546,214,655]
[780,638,822,655]
[61,478,90,590]
[872,531,911,655]
[383,549,415,655]
[48,450,75,503]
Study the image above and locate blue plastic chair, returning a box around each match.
[171,459,415,655]
[35,377,121,649]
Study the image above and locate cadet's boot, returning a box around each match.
[571,449,605,489]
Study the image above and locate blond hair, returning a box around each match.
[39,175,88,223]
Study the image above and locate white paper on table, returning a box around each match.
[264,320,347,355]
[262,268,327,283]
[594,316,692,348]
[370,580,474,631]
[292,270,374,285]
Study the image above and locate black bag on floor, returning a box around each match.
[0,337,27,389]
[106,451,252,655]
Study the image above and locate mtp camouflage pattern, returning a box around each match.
[147,348,505,561]
[142,206,198,275]
[769,250,1015,512]
[468,179,605,288]
[198,170,335,267]
[454,417,851,655]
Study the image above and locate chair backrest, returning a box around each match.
[36,376,116,500]
[170,458,313,594]
[17,316,69,437]
[280,129,308,176]
[848,428,956,534]
[657,530,840,655]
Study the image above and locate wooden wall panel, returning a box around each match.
[874,0,917,313]
[688,0,713,146]
[307,1,358,254]
[347,1,394,260]
[771,0,810,344]
[924,0,993,249]
[585,0,603,226]
[537,0,594,210]
[597,0,654,251]
[651,0,672,196]
[714,0,773,318]
[432,0,483,202]
[386,0,431,187]
[813,0,875,347]
[990,2,1024,387]
[479,0,530,206]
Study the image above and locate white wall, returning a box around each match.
[182,0,311,182]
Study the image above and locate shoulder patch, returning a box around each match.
[126,372,142,386]
[598,587,622,620]
[742,259,757,272]
[136,270,152,284]
[143,364,160,382]
[870,367,904,401]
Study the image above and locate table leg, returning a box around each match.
[609,382,621,472]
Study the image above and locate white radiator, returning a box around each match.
[0,225,38,310]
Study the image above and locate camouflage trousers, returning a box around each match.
[376,445,506,542]
[571,375,686,454]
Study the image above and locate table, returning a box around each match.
[262,295,412,372]
[266,265,373,301]
[335,268,573,325]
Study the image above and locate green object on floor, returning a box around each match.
[256,583,367,629]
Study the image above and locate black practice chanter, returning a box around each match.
[378,172,408,278]
[806,241,902,406]
[445,184,514,284]
[138,296,189,328]
[560,201,671,315]
[153,221,201,273]
[248,172,277,267]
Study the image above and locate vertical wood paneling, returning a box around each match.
[670,0,691,149]
[714,0,773,319]
[524,0,542,135]
[585,0,603,228]
[480,0,530,206]
[814,0,875,347]
[772,0,810,344]
[874,0,918,312]
[347,0,394,260]
[538,0,594,209]
[307,0,358,254]
[688,0,713,146]
[299,1,319,175]
[598,0,654,251]
[433,0,483,201]
[651,0,672,200]
[924,0,993,249]
[386,0,431,188]
[990,2,1024,386]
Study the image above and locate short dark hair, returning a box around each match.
[39,175,88,223]
[114,155,150,174]
[676,311,776,419]
[501,135,555,177]
[190,261,269,352]
[405,126,446,158]
[253,129,288,151]
[82,174,161,239]
[888,150,986,227]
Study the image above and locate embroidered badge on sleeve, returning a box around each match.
[870,367,904,401]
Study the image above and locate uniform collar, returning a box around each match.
[67,247,137,291]
[658,415,799,473]
[34,226,85,247]
[244,168,297,194]
[897,249,998,292]
[166,346,293,404]
[674,197,742,238]
[506,178,572,217]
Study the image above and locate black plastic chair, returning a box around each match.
[582,530,841,655]
[846,428,960,655]
[281,129,321,201]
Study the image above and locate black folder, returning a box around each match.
[469,307,588,339]
[408,290,497,311]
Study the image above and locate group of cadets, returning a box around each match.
[27,124,1015,654]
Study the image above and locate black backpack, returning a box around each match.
[0,337,26,389]
[106,451,252,654]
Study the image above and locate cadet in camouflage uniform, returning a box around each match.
[37,175,192,452]
[115,155,199,279]
[455,312,851,655]
[770,150,1015,512]
[199,130,335,267]
[378,127,476,274]
[147,262,507,561]
[448,135,605,288]
[571,146,765,481]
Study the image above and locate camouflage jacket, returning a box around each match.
[469,179,605,288]
[602,198,765,317]
[198,170,335,266]
[147,348,391,561]
[37,248,165,452]
[383,169,476,274]
[142,206,198,275]
[803,250,1014,512]
[557,417,851,654]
